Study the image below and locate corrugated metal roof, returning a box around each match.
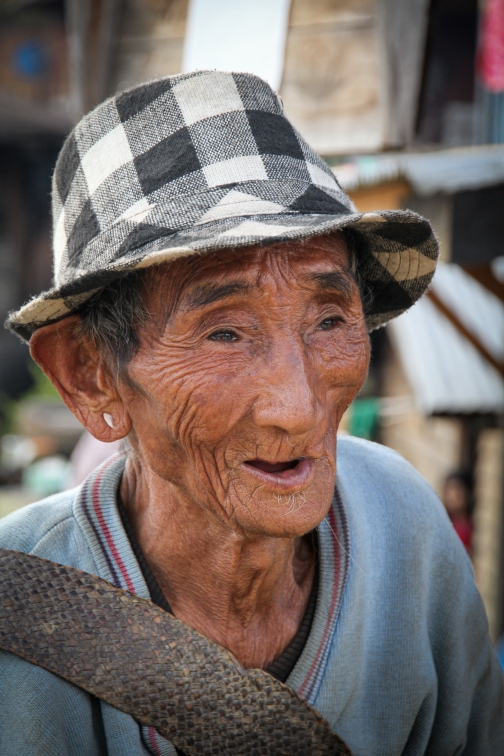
[334,144,504,196]
[388,264,504,415]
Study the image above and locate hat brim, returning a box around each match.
[7,208,438,341]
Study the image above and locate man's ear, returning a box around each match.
[29,316,132,442]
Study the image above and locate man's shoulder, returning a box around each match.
[337,434,427,482]
[336,435,455,548]
[0,488,95,570]
[337,434,433,491]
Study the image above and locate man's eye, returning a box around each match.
[208,329,239,342]
[317,316,343,331]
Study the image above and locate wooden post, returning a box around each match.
[66,0,91,121]
[377,0,431,147]
[90,0,123,107]
[65,0,122,120]
[499,413,504,641]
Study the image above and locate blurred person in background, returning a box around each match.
[68,430,122,487]
[442,471,474,555]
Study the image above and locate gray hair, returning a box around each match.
[75,230,370,375]
[74,270,150,374]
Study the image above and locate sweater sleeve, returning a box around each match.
[0,501,107,755]
[426,526,504,754]
[0,650,107,756]
[331,437,504,755]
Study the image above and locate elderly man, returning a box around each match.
[0,72,502,756]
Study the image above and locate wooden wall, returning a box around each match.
[114,0,188,90]
[280,0,383,154]
[473,428,504,641]
[112,0,429,154]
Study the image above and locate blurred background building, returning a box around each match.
[0,0,503,640]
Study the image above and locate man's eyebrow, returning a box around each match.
[184,281,251,310]
[309,270,356,299]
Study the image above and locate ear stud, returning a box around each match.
[103,413,115,428]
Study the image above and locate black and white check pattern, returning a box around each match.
[8,71,439,339]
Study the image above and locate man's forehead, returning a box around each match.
[182,236,349,289]
[180,245,354,312]
[145,235,352,316]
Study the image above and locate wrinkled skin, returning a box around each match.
[31,234,370,668]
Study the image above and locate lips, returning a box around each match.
[246,459,300,474]
[242,457,315,491]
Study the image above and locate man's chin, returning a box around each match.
[229,487,334,540]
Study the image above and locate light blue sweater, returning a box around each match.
[0,437,502,755]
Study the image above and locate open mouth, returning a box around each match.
[242,457,315,491]
[245,459,302,474]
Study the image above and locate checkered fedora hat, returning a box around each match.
[7,70,438,340]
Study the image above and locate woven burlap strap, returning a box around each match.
[0,549,351,756]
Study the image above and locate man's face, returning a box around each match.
[120,236,370,538]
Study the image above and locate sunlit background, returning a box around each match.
[0,0,503,644]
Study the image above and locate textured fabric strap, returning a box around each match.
[0,549,351,756]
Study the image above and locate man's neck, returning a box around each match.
[119,454,316,669]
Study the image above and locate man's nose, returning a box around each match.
[251,340,326,437]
